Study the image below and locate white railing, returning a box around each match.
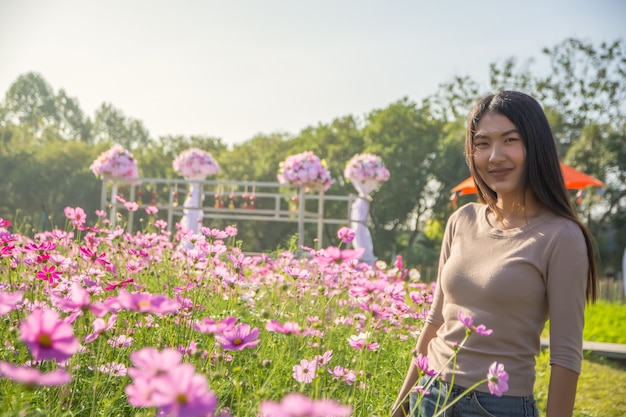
[100,178,355,249]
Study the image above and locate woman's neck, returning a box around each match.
[492,192,543,229]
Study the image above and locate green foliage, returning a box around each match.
[543,300,626,343]
[581,301,626,344]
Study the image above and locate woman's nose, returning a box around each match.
[488,144,505,162]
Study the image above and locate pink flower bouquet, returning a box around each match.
[173,148,220,180]
[277,151,333,192]
[90,144,139,181]
[344,153,389,194]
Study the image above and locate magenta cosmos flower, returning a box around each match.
[412,353,437,377]
[0,361,71,386]
[36,265,61,284]
[214,323,260,351]
[487,361,509,397]
[457,311,493,336]
[259,393,351,417]
[19,309,80,362]
[336,226,355,244]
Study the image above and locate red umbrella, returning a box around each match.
[451,163,605,195]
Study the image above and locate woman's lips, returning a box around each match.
[488,168,513,179]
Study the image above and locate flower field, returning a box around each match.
[0,208,435,416]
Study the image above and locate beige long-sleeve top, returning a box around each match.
[426,203,587,396]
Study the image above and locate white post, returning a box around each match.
[297,187,305,249]
[180,180,204,235]
[316,190,324,250]
[350,193,377,265]
[109,182,118,227]
[127,184,136,233]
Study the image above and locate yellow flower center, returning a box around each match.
[176,393,188,405]
[38,333,53,347]
[233,338,243,346]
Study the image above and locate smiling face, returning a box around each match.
[471,112,527,203]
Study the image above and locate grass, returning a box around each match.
[535,350,626,417]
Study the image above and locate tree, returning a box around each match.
[1,72,59,146]
[92,103,151,150]
[54,89,91,142]
[360,98,443,260]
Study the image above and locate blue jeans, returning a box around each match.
[409,376,539,417]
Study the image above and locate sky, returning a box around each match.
[1,0,625,147]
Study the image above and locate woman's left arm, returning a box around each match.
[545,223,588,417]
[546,364,578,417]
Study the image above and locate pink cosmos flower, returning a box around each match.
[487,361,509,397]
[292,359,317,384]
[0,291,24,316]
[124,201,139,212]
[193,317,237,334]
[315,246,365,265]
[52,283,91,312]
[145,205,159,215]
[0,218,12,228]
[108,335,133,348]
[155,219,168,229]
[259,393,351,417]
[413,385,431,395]
[128,347,182,379]
[24,241,56,254]
[125,374,158,407]
[224,225,238,237]
[79,247,110,266]
[328,366,357,385]
[201,227,229,240]
[116,290,180,314]
[126,261,144,274]
[214,323,260,351]
[347,332,379,350]
[64,206,87,227]
[314,350,333,366]
[150,363,218,417]
[457,311,493,336]
[104,278,135,291]
[96,362,128,376]
[19,309,80,362]
[283,266,312,280]
[84,314,118,343]
[412,353,437,377]
[265,320,303,335]
[337,226,355,243]
[0,361,71,386]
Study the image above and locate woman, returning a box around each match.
[392,91,597,417]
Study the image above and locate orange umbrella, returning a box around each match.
[451,163,605,195]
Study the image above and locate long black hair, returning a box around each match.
[465,90,598,302]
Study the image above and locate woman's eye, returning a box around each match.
[474,141,488,148]
[505,137,519,143]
